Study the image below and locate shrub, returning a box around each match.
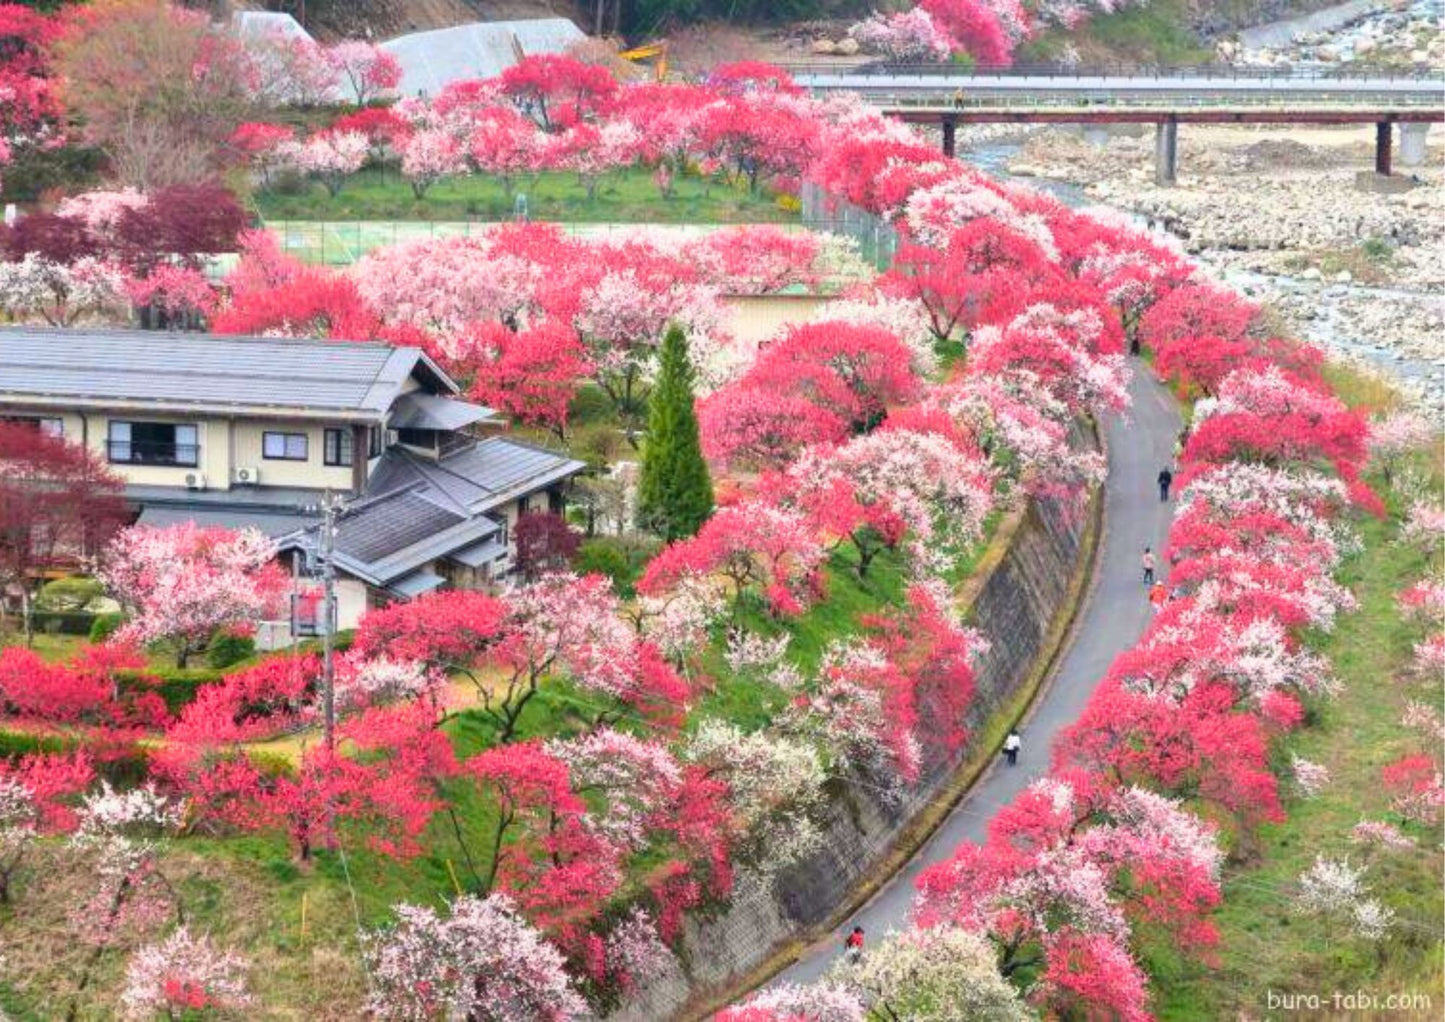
[573,536,659,597]
[89,612,123,643]
[207,630,257,670]
[113,668,224,714]
[35,576,104,613]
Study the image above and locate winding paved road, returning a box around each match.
[774,361,1180,986]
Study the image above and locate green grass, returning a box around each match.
[694,545,911,732]
[1020,0,1211,65]
[252,165,798,225]
[1148,409,1444,1017]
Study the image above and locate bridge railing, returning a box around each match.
[783,60,1445,82]
[873,91,1445,110]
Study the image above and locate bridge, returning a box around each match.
[787,64,1445,184]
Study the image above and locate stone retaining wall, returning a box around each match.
[611,468,1098,1021]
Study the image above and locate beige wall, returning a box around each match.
[233,421,354,491]
[45,411,355,492]
[722,293,836,345]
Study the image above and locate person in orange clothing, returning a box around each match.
[1149,581,1169,613]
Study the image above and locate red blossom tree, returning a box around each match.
[638,503,826,617]
[514,511,582,581]
[740,321,921,434]
[0,423,128,640]
[461,319,590,437]
[499,54,618,131]
[885,218,1057,345]
[464,741,621,939]
[697,386,848,473]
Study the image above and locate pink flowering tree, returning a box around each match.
[688,225,823,295]
[399,128,466,198]
[124,264,217,326]
[1367,409,1434,487]
[365,893,587,1021]
[121,927,251,1019]
[546,729,683,851]
[99,524,288,666]
[849,8,956,62]
[325,41,402,105]
[780,428,995,578]
[638,503,828,618]
[915,775,1222,1020]
[929,373,1105,501]
[967,302,1130,416]
[248,28,338,106]
[787,638,921,788]
[485,572,672,741]
[282,130,369,197]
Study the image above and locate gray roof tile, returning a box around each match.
[0,328,455,417]
[335,490,465,564]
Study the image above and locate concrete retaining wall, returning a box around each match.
[611,476,1096,1021]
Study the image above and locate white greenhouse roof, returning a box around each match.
[382,18,585,98]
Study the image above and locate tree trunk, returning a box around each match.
[20,587,33,647]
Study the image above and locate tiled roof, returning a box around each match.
[0,328,455,418]
[366,437,586,514]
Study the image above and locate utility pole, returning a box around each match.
[317,492,341,751]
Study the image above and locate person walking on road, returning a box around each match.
[1142,546,1156,585]
[1003,729,1022,767]
[1157,466,1174,502]
[843,926,865,965]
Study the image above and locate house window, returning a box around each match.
[108,421,198,466]
[323,428,354,467]
[263,431,309,461]
[1,416,63,438]
[368,426,382,457]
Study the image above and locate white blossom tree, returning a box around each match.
[365,893,586,1021]
[833,924,1029,1021]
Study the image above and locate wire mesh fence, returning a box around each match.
[260,213,900,273]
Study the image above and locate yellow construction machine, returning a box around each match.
[619,41,668,82]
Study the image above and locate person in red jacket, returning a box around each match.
[843,925,864,964]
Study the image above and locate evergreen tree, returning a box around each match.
[636,324,713,540]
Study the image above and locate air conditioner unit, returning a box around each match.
[184,472,207,490]
[234,466,261,485]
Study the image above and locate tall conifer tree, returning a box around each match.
[637,324,713,540]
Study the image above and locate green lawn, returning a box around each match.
[252,165,798,225]
[1147,385,1445,1018]
[1019,0,1211,65]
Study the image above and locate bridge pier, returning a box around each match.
[1154,118,1178,187]
[941,118,956,158]
[1399,123,1431,167]
[1375,121,1393,176]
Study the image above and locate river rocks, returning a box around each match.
[835,37,860,55]
[811,38,838,54]
[1230,0,1443,68]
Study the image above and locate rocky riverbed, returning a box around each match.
[1003,125,1445,410]
[1221,0,1444,68]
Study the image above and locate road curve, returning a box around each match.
[774,361,1180,986]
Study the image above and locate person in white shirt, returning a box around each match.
[1003,730,1022,767]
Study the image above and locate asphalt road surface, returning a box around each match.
[775,361,1180,986]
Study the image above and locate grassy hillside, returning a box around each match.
[1149,368,1445,1019]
